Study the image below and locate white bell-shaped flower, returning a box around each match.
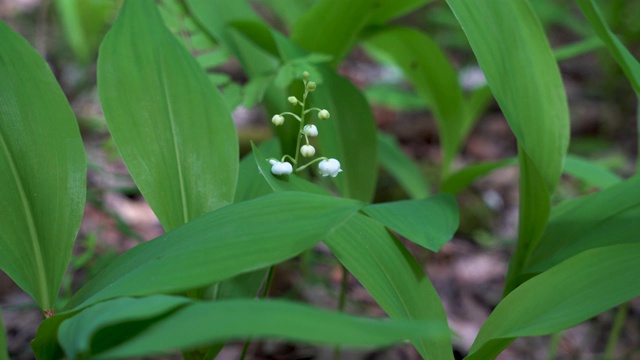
[303,124,318,137]
[288,96,298,105]
[300,145,316,157]
[318,109,330,120]
[271,114,285,126]
[318,158,342,177]
[269,159,293,175]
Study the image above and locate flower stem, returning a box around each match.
[604,302,628,359]
[293,84,310,170]
[332,264,349,360]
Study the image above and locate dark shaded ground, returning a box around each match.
[1,0,640,359]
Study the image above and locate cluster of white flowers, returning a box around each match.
[267,71,342,178]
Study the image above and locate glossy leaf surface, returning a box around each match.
[363,194,458,252]
[466,244,640,359]
[64,192,362,311]
[98,0,238,231]
[324,214,454,360]
[61,298,447,359]
[447,0,569,190]
[0,20,86,310]
[59,296,191,360]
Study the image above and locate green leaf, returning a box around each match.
[0,20,86,310]
[575,0,640,94]
[563,154,622,188]
[441,158,517,194]
[32,312,74,359]
[364,27,467,173]
[363,194,458,252]
[64,192,362,311]
[0,308,7,360]
[377,132,430,199]
[291,0,432,67]
[446,0,569,192]
[72,298,447,359]
[59,296,191,360]
[446,0,570,290]
[324,214,454,360]
[98,0,238,231]
[465,244,640,359]
[522,175,640,276]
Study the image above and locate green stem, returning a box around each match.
[332,265,349,360]
[239,267,276,360]
[604,303,628,359]
[293,86,310,169]
[547,331,563,360]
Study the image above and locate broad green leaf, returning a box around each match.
[563,154,622,188]
[447,0,570,290]
[441,158,517,194]
[363,194,458,252]
[55,0,114,63]
[377,132,430,199]
[364,27,467,173]
[446,0,569,192]
[59,296,191,360]
[466,244,640,359]
[291,0,432,67]
[575,0,640,94]
[324,214,454,360]
[98,0,238,231]
[523,175,640,276]
[64,192,362,311]
[78,299,447,359]
[0,20,86,310]
[0,308,7,360]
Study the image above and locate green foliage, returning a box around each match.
[0,308,6,360]
[98,0,238,231]
[60,297,448,359]
[0,19,86,311]
[446,0,570,293]
[467,244,640,359]
[0,0,638,358]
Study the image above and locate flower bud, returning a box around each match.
[287,96,298,105]
[303,71,310,79]
[318,158,342,177]
[271,114,285,126]
[300,145,316,157]
[303,124,318,137]
[306,81,317,92]
[269,160,293,175]
[318,109,330,120]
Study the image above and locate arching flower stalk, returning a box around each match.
[267,71,342,177]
